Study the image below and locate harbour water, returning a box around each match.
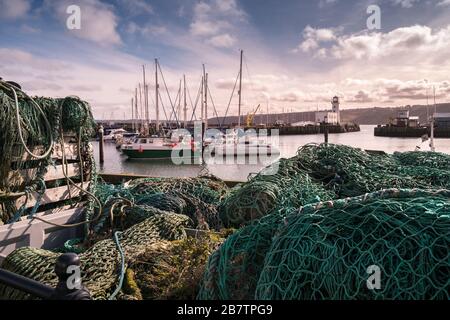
[93,125,450,182]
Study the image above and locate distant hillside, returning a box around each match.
[208,103,450,126]
[341,103,450,125]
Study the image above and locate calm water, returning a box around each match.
[93,125,450,182]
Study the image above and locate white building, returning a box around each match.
[315,96,341,124]
[315,111,338,124]
[331,96,341,123]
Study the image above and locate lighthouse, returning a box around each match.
[332,96,340,124]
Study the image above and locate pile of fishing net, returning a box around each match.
[296,143,450,197]
[218,143,450,227]
[199,189,450,300]
[2,142,450,300]
[126,233,226,300]
[0,80,96,224]
[219,158,335,228]
[86,175,229,235]
[0,173,230,300]
[0,213,190,300]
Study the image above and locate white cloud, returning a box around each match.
[295,24,450,62]
[0,0,30,19]
[207,34,237,48]
[348,90,374,103]
[437,0,450,6]
[190,20,225,37]
[319,0,339,8]
[20,25,41,34]
[390,0,421,8]
[189,0,245,48]
[118,0,153,15]
[0,48,68,71]
[127,22,167,37]
[46,0,122,46]
[293,25,337,53]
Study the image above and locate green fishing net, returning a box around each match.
[0,83,96,224]
[199,189,450,300]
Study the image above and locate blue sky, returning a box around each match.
[1,0,450,119]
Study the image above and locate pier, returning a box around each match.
[374,125,450,138]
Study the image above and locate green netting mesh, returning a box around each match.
[88,175,228,234]
[0,213,190,300]
[199,189,450,300]
[219,158,335,228]
[2,140,450,300]
[295,144,450,197]
[0,83,96,224]
[255,189,450,300]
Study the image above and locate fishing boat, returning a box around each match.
[206,129,280,157]
[103,128,127,142]
[205,51,280,158]
[115,132,140,149]
[121,135,199,159]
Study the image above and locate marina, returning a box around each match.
[0,0,449,307]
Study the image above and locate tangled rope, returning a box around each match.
[199,189,450,300]
[0,82,101,226]
[0,213,190,300]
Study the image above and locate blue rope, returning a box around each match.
[28,179,46,218]
[108,231,126,300]
[8,179,47,224]
[7,192,29,224]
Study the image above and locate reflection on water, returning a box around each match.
[93,125,450,182]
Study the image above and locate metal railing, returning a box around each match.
[0,253,91,300]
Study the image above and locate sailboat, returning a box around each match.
[121,60,199,160]
[207,50,280,158]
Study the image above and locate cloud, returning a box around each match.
[117,0,153,16]
[319,0,339,8]
[0,0,31,19]
[20,25,41,34]
[389,0,420,8]
[189,0,245,47]
[293,25,337,53]
[21,81,63,92]
[272,92,302,102]
[348,90,374,103]
[437,0,450,6]
[207,34,237,48]
[190,20,227,37]
[126,22,167,37]
[295,24,450,62]
[69,85,102,92]
[0,48,68,72]
[342,79,450,103]
[46,0,122,46]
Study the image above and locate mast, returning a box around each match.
[177,79,182,128]
[143,64,150,134]
[426,87,429,125]
[238,49,243,128]
[145,84,149,129]
[131,97,134,131]
[183,74,187,128]
[203,64,208,131]
[155,58,160,133]
[138,83,142,122]
[135,88,138,132]
[200,75,204,124]
[430,86,436,152]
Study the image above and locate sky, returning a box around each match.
[1,0,450,120]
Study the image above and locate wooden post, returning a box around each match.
[324,123,329,144]
[99,125,104,164]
